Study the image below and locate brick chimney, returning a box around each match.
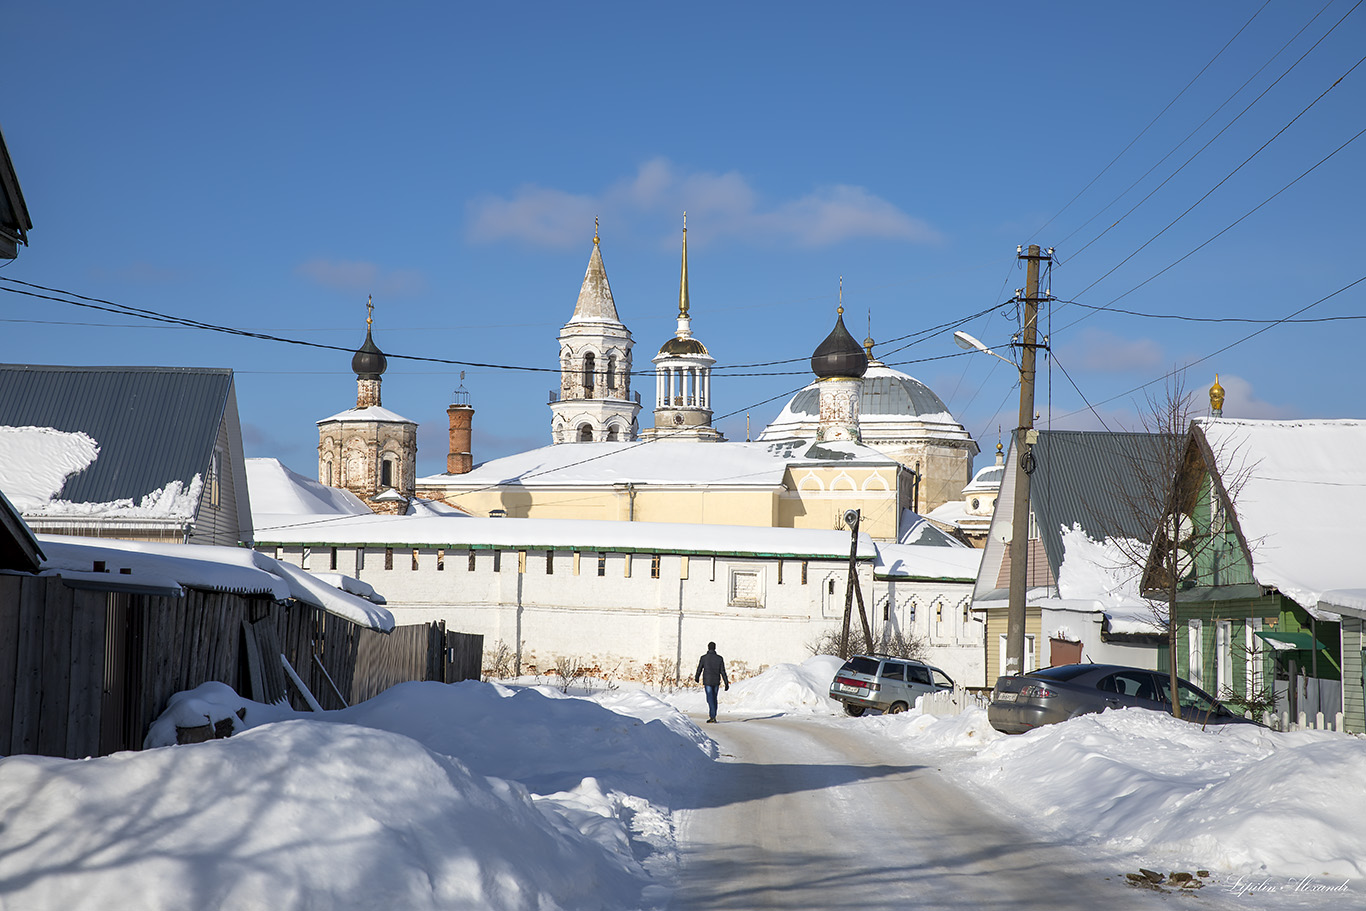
[447,388,474,474]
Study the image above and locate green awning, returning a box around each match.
[1255,630,1328,651]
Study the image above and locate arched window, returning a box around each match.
[582,353,596,396]
[606,355,616,394]
[606,425,619,441]
[578,423,594,442]
[381,457,395,488]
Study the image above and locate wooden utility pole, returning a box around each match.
[839,509,873,658]
[1004,245,1050,677]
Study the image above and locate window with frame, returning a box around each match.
[801,561,808,584]
[546,550,555,574]
[728,567,764,607]
[597,553,607,577]
[411,549,420,571]
[651,554,661,579]
[468,550,476,572]
[384,548,394,570]
[493,551,501,573]
[437,549,445,571]
[330,547,338,571]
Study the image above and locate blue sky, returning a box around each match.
[3,2,1363,480]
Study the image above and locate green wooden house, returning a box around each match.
[1143,417,1364,730]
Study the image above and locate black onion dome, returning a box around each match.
[810,310,868,379]
[351,327,388,379]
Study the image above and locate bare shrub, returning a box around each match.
[808,625,926,661]
[553,655,587,693]
[482,640,515,681]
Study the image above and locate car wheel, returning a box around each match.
[887,702,909,714]
[843,704,865,717]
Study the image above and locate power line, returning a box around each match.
[1029,0,1274,244]
[1055,273,1366,421]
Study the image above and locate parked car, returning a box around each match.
[987,663,1260,734]
[829,654,955,716]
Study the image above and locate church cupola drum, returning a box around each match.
[642,215,722,442]
[811,296,867,443]
[550,224,641,443]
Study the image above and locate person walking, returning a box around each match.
[694,641,729,723]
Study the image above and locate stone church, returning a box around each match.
[321,223,982,533]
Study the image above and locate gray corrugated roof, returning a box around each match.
[1027,430,1179,575]
[0,365,232,504]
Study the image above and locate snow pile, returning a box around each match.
[0,425,100,510]
[8,679,715,911]
[948,707,1366,878]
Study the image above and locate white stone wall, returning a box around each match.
[878,578,986,687]
[273,543,921,677]
[272,541,984,684]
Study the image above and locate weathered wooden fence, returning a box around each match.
[0,574,482,759]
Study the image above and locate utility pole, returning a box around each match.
[839,509,872,658]
[1004,244,1050,677]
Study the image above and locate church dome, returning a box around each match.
[352,327,387,379]
[810,309,867,379]
[659,336,710,357]
[770,363,954,426]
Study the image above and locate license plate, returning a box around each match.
[839,683,863,694]
[996,692,1018,703]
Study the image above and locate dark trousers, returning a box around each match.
[704,684,720,720]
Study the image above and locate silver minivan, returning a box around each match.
[829,654,955,716]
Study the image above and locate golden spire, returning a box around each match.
[593,216,599,245]
[678,211,690,317]
[366,294,374,328]
[864,310,874,358]
[1210,374,1225,416]
[838,276,843,316]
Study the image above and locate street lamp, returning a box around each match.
[953,331,1014,367]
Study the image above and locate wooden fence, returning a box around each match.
[0,574,482,759]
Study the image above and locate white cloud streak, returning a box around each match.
[295,259,427,297]
[466,158,940,249]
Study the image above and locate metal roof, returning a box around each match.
[0,365,233,504]
[1026,430,1180,575]
[785,370,952,419]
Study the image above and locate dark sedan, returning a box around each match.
[987,663,1257,734]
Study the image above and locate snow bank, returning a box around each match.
[941,707,1366,878]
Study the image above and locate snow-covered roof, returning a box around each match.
[1197,417,1366,615]
[417,438,897,490]
[0,363,234,519]
[898,510,967,547]
[254,512,877,560]
[875,542,981,581]
[0,425,202,522]
[246,458,371,525]
[317,404,416,426]
[30,535,393,631]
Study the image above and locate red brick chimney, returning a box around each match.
[447,392,474,474]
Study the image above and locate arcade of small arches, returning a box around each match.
[561,346,632,401]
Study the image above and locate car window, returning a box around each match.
[1176,681,1222,715]
[1030,665,1093,681]
[1097,671,1161,701]
[931,669,955,688]
[842,657,879,676]
[907,665,932,685]
[880,662,905,681]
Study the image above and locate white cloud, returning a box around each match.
[465,158,939,249]
[295,259,427,297]
[1208,373,1294,420]
[1057,327,1164,373]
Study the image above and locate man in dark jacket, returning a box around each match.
[694,641,730,723]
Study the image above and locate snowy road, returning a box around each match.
[669,714,1164,911]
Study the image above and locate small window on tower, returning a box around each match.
[381,458,395,489]
[582,352,596,395]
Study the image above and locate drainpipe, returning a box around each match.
[626,482,637,521]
